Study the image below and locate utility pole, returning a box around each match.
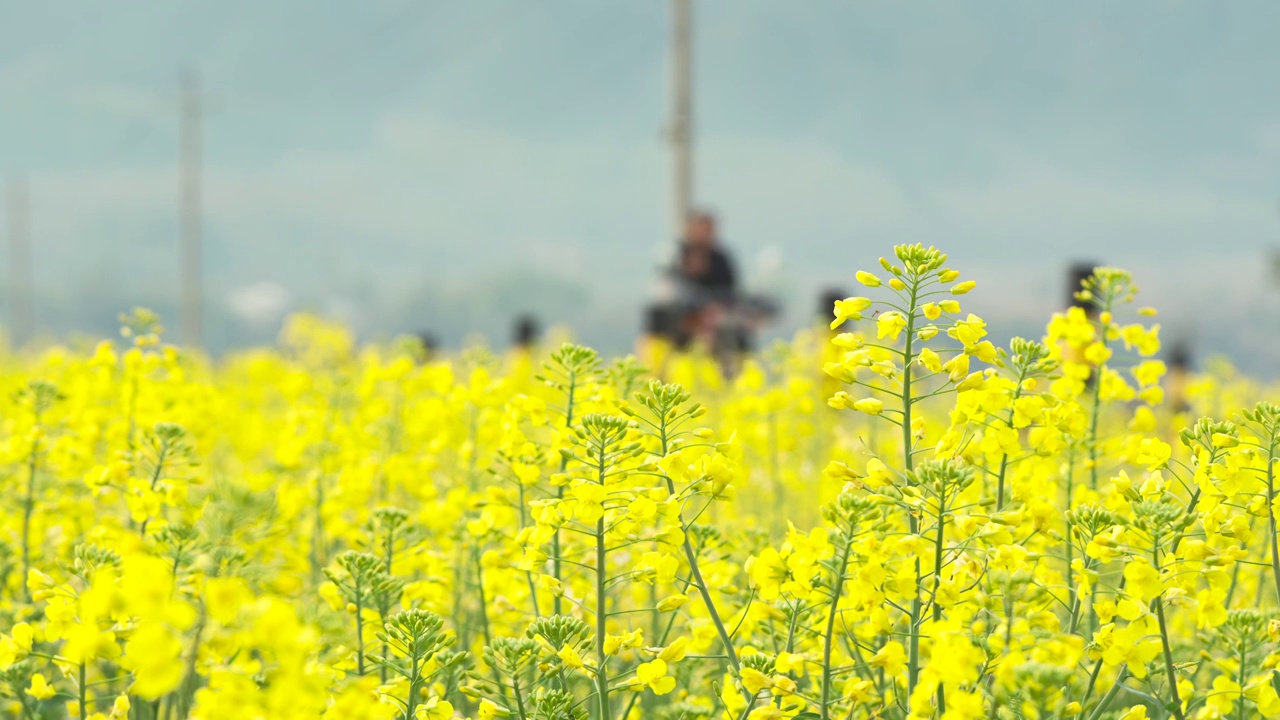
[6,175,33,347]
[669,0,693,235]
[179,69,204,348]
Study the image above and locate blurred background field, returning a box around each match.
[3,1,1280,371]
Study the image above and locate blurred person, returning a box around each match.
[678,211,737,300]
[1167,340,1193,414]
[676,211,736,347]
[413,332,439,364]
[512,314,540,350]
[507,314,541,380]
[640,209,776,377]
[1067,263,1100,321]
[639,210,734,369]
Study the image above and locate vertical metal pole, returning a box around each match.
[180,69,203,347]
[670,0,694,236]
[6,176,32,346]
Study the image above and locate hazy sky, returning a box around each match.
[3,1,1280,360]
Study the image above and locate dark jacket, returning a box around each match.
[677,242,737,302]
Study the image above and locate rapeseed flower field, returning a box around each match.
[1,244,1278,720]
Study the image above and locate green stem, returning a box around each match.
[994,378,1024,511]
[308,395,339,584]
[1065,451,1076,628]
[657,417,747,702]
[932,482,948,716]
[1267,440,1280,604]
[518,483,541,618]
[473,546,506,701]
[79,661,87,720]
[354,584,366,676]
[404,671,419,719]
[20,431,41,604]
[989,595,1013,719]
[1075,649,1108,715]
[901,277,923,701]
[1084,668,1127,720]
[313,475,326,582]
[1085,300,1109,494]
[1087,367,1103,492]
[1067,560,1090,637]
[138,442,170,538]
[177,612,207,719]
[594,452,612,720]
[1235,640,1248,720]
[552,374,577,617]
[821,543,852,720]
[595,514,611,720]
[381,635,389,684]
[1154,591,1185,720]
[512,673,528,720]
